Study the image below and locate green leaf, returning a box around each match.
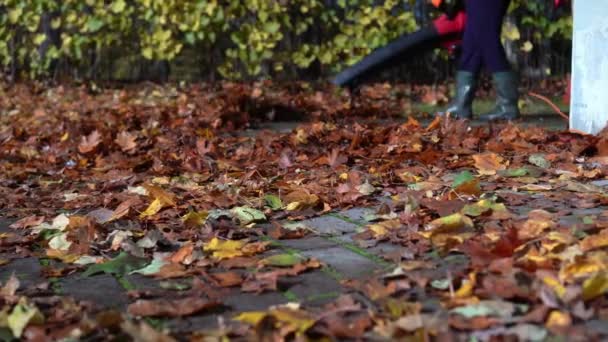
[82,252,148,277]
[261,253,303,267]
[129,258,167,276]
[264,195,283,210]
[499,168,529,177]
[263,22,280,34]
[111,0,127,13]
[8,8,22,24]
[7,299,44,338]
[231,206,266,225]
[87,18,104,32]
[452,171,475,189]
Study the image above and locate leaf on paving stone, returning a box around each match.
[284,190,319,211]
[139,198,163,219]
[268,221,309,240]
[83,252,149,277]
[529,154,551,169]
[0,274,19,297]
[211,272,243,287]
[367,219,402,238]
[260,254,303,267]
[127,298,219,317]
[582,272,608,301]
[129,258,168,276]
[264,194,283,210]
[9,216,45,229]
[78,130,102,154]
[114,131,138,152]
[473,153,506,175]
[231,206,266,225]
[7,298,44,338]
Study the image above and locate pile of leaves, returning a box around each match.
[1,82,608,340]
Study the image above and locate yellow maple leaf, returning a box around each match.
[203,238,247,260]
[582,272,608,301]
[139,198,163,219]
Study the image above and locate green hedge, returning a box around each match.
[0,0,572,80]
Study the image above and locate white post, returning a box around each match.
[570,0,608,134]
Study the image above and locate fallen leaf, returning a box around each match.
[231,206,267,225]
[8,298,44,338]
[78,130,102,154]
[472,153,506,175]
[115,131,137,152]
[9,216,44,229]
[260,254,304,267]
[582,272,608,301]
[127,298,219,317]
[139,198,163,219]
[211,272,243,287]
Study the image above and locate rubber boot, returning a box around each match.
[439,71,477,119]
[480,71,520,121]
[331,25,440,89]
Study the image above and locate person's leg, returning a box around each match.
[441,0,481,119]
[471,0,520,120]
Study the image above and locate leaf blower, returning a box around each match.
[332,0,566,91]
[331,0,466,89]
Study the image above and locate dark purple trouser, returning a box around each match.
[459,0,511,73]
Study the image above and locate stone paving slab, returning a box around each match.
[296,215,362,236]
[299,246,386,280]
[277,236,338,251]
[60,274,130,309]
[282,271,342,306]
[0,257,43,288]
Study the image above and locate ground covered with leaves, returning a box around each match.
[1,82,608,341]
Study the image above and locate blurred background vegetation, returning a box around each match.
[0,0,572,83]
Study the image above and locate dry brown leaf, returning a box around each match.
[78,130,102,154]
[115,131,138,152]
[127,298,219,317]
